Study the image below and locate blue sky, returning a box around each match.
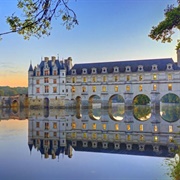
[0,0,178,86]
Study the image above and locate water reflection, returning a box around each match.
[26,106,180,160]
[133,105,151,121]
[160,104,180,122]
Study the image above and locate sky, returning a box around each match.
[0,0,179,87]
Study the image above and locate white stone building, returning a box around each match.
[28,50,180,108]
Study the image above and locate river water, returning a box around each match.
[0,105,179,180]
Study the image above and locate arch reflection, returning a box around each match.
[108,105,125,121]
[133,106,151,121]
[160,105,180,122]
[89,108,101,120]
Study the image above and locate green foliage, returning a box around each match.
[149,1,180,49]
[133,95,150,105]
[1,0,78,39]
[161,93,180,103]
[0,86,28,96]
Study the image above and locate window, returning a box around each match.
[53,87,57,93]
[169,125,173,133]
[138,65,143,71]
[153,84,157,91]
[102,124,106,130]
[126,66,131,72]
[169,136,173,142]
[45,122,49,130]
[83,133,87,139]
[53,123,57,129]
[153,74,157,80]
[102,67,107,73]
[53,70,57,75]
[72,69,76,75]
[36,131,40,136]
[139,124,143,131]
[36,87,40,93]
[168,74,172,80]
[82,86,86,92]
[82,123,86,129]
[127,124,131,131]
[92,68,97,74]
[103,134,107,140]
[114,67,119,72]
[71,122,76,129]
[154,125,158,132]
[152,65,157,71]
[44,132,49,138]
[72,132,76,138]
[72,86,75,92]
[36,122,40,128]
[44,86,49,93]
[72,77,76,83]
[114,75,118,82]
[115,134,119,140]
[126,75,130,81]
[83,77,87,82]
[127,135,131,141]
[92,123,96,130]
[103,76,106,82]
[102,86,106,92]
[139,75,142,81]
[44,140,49,146]
[92,86,96,92]
[140,135,144,141]
[82,68,87,74]
[37,71,40,76]
[115,124,119,130]
[114,86,118,92]
[44,70,49,76]
[53,79,57,84]
[126,85,130,92]
[92,133,97,139]
[168,84,172,91]
[44,77,49,83]
[36,79,40,84]
[154,136,158,142]
[92,76,96,82]
[139,85,143,92]
[53,132,57,137]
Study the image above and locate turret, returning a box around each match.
[64,57,73,71]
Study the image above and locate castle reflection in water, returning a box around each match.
[0,105,180,159]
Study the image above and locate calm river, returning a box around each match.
[0,105,179,180]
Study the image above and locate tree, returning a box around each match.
[149,0,180,49]
[0,0,78,40]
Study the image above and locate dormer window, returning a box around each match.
[72,69,76,75]
[125,66,131,72]
[138,65,143,72]
[82,68,87,74]
[44,70,49,76]
[167,63,173,70]
[91,68,97,74]
[36,71,40,76]
[102,67,107,73]
[152,64,158,71]
[113,66,119,73]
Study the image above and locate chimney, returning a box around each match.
[52,56,56,62]
[177,49,180,67]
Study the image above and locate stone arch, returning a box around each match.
[44,98,49,108]
[160,93,180,122]
[133,94,150,105]
[88,95,101,108]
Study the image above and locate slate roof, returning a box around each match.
[68,58,180,75]
[28,64,33,71]
[33,60,65,76]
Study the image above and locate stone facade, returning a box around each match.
[28,51,180,108]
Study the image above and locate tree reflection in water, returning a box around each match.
[133,105,151,121]
[160,105,180,122]
[165,142,180,180]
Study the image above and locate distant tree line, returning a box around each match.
[0,86,28,96]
